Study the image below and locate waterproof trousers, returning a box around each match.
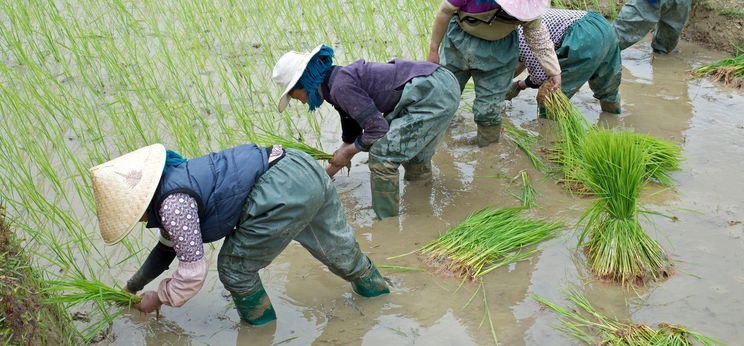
[440,17,520,130]
[217,149,374,296]
[368,67,460,219]
[612,0,692,54]
[558,11,622,108]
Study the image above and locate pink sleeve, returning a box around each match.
[157,257,208,307]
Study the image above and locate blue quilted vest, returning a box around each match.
[146,144,268,243]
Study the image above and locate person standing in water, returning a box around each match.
[427,0,562,146]
[272,45,460,220]
[89,143,389,326]
[507,8,623,115]
[612,0,692,54]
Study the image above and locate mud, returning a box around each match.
[94,38,744,345]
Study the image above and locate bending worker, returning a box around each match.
[507,8,622,114]
[428,0,561,146]
[272,45,460,220]
[612,0,692,54]
[89,143,389,326]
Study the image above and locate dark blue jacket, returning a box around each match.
[146,144,268,242]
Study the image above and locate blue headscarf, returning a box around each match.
[163,149,186,174]
[293,45,334,112]
[474,0,497,5]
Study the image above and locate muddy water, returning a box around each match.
[105,39,744,345]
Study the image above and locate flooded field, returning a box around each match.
[97,40,744,345]
[2,1,743,344]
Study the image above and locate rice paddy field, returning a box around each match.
[2,0,744,345]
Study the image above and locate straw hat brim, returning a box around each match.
[277,44,324,112]
[90,144,166,245]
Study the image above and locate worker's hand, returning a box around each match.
[548,74,562,91]
[427,49,440,65]
[133,290,162,314]
[326,143,360,178]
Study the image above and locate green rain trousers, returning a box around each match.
[217,149,374,295]
[367,67,460,219]
[440,17,520,127]
[612,0,692,54]
[557,11,621,105]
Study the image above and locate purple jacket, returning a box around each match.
[320,59,439,151]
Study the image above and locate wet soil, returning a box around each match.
[0,211,76,345]
[98,39,744,345]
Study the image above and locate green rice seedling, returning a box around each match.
[575,129,671,285]
[250,132,333,160]
[692,52,744,88]
[532,288,725,345]
[542,88,591,188]
[504,122,547,173]
[517,170,539,208]
[376,264,425,272]
[631,132,683,186]
[44,277,141,307]
[418,207,562,279]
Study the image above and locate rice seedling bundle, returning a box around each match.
[631,132,683,186]
[513,170,539,208]
[44,277,141,307]
[575,129,670,285]
[532,288,724,345]
[540,86,591,187]
[418,207,562,279]
[249,132,333,160]
[692,52,744,88]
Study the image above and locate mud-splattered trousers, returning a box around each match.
[368,67,460,219]
[612,0,692,54]
[439,17,520,128]
[557,11,622,107]
[217,149,374,296]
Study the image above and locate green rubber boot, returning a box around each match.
[600,100,622,114]
[476,122,501,147]
[402,161,432,182]
[232,285,277,326]
[351,266,390,298]
[369,161,400,220]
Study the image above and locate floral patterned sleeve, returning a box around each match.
[156,193,208,307]
[521,18,561,78]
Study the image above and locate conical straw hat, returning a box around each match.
[90,144,166,245]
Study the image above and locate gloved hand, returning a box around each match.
[133,290,162,313]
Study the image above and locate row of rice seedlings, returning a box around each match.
[692,52,744,88]
[504,122,548,173]
[575,129,671,285]
[532,288,724,345]
[417,207,563,279]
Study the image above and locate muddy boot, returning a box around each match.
[476,122,501,147]
[351,266,390,298]
[369,161,400,220]
[402,161,432,182]
[600,100,622,114]
[232,285,276,326]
